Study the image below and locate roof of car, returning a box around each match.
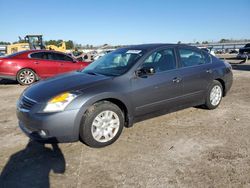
[21,49,64,54]
[4,50,70,59]
[122,43,194,50]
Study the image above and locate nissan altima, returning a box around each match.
[16,44,233,147]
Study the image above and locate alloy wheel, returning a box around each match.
[210,85,222,106]
[91,110,120,143]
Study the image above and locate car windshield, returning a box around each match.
[82,48,145,76]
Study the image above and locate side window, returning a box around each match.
[142,49,176,72]
[202,51,212,64]
[179,48,206,67]
[53,53,73,62]
[63,55,74,62]
[30,52,47,59]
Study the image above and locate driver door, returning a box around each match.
[130,48,183,116]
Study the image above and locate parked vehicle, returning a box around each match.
[215,49,225,54]
[0,52,5,57]
[229,49,239,54]
[0,50,90,85]
[199,47,216,56]
[94,49,115,60]
[16,44,233,147]
[237,43,250,59]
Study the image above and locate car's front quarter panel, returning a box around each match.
[66,77,134,135]
[16,96,80,142]
[17,78,132,142]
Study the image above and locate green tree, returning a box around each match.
[45,40,58,46]
[0,41,11,45]
[65,40,74,49]
[219,39,229,43]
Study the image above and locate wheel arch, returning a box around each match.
[73,92,134,141]
[94,98,130,127]
[214,78,225,97]
[16,67,40,80]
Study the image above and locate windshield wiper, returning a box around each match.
[85,71,98,75]
[84,70,118,77]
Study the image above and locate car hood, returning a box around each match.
[23,71,112,102]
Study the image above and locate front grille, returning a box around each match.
[19,96,37,110]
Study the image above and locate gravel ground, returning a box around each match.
[0,59,249,188]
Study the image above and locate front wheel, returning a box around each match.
[80,101,124,148]
[204,80,223,109]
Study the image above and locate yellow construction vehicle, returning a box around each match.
[46,42,66,52]
[6,35,67,55]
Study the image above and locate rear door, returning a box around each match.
[29,52,61,78]
[176,47,213,104]
[130,48,183,116]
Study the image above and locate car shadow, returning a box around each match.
[0,79,18,85]
[0,140,65,188]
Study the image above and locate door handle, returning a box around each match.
[33,62,39,65]
[206,69,213,74]
[172,77,182,83]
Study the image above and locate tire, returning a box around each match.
[204,80,223,110]
[80,101,124,148]
[17,68,37,85]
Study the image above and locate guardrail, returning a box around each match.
[191,42,250,50]
[0,45,6,53]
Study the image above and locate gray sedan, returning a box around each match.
[16,44,233,147]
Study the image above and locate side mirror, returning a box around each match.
[136,67,155,77]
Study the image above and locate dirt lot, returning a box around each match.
[0,59,250,188]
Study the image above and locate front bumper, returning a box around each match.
[17,107,81,143]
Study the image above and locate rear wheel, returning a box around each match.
[17,69,37,85]
[204,80,223,109]
[80,101,124,148]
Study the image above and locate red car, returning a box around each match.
[0,50,90,85]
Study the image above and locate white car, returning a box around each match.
[199,47,215,56]
[94,49,115,60]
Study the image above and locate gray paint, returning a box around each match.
[16,44,233,142]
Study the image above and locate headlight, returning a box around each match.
[43,92,77,112]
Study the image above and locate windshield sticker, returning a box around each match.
[126,50,142,54]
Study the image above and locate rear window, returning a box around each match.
[179,48,206,67]
[5,51,25,58]
[202,51,212,64]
